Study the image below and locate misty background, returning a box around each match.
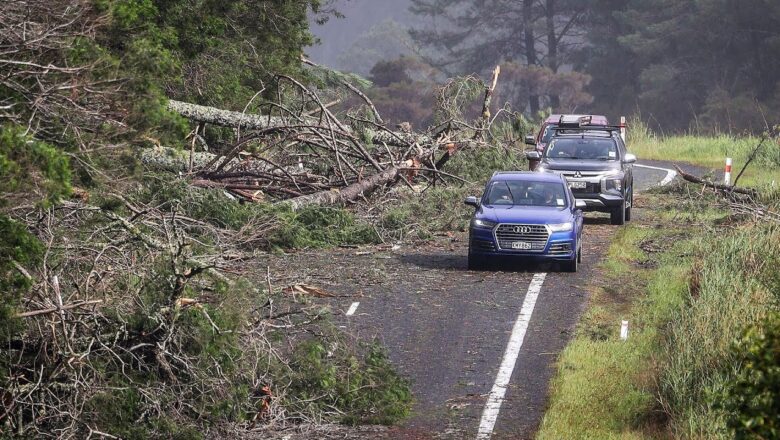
[307,0,780,134]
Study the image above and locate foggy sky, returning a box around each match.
[306,0,416,73]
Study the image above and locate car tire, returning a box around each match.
[468,253,488,271]
[611,202,626,225]
[563,252,578,273]
[577,245,582,264]
[624,189,633,222]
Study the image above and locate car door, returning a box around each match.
[568,184,583,240]
[617,134,633,190]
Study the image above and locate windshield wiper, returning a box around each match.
[504,182,515,204]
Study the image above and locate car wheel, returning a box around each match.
[468,253,488,271]
[624,189,633,222]
[611,201,626,225]
[562,252,578,273]
[577,245,582,264]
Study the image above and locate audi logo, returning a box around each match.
[513,226,533,234]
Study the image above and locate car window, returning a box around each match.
[540,125,556,144]
[546,138,618,160]
[485,180,568,207]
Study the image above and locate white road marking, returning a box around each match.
[476,273,547,440]
[635,163,678,187]
[345,302,360,316]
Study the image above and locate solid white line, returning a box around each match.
[635,163,678,187]
[476,273,547,440]
[345,302,360,316]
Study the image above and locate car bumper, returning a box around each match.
[571,191,624,211]
[468,228,577,261]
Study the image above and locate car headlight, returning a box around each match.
[471,218,497,229]
[605,178,622,191]
[548,222,573,232]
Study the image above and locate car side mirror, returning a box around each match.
[526,151,541,161]
[525,135,537,146]
[623,153,637,164]
[575,200,587,209]
[464,196,480,208]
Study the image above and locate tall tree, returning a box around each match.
[580,0,780,132]
[409,0,588,113]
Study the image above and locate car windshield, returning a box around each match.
[485,180,568,207]
[546,138,618,160]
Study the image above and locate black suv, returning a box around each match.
[526,124,636,225]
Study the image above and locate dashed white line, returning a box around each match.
[635,163,678,187]
[476,272,547,440]
[345,302,360,316]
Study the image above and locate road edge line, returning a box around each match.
[476,272,547,439]
[635,163,677,187]
[345,302,359,316]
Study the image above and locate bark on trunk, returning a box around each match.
[283,166,401,210]
[545,0,561,109]
[523,0,540,114]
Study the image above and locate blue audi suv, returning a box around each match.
[465,171,585,272]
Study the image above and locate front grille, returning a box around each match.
[495,224,549,251]
[561,171,602,178]
[470,238,495,252]
[549,243,572,255]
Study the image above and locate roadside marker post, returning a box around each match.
[724,158,732,185]
[620,320,629,341]
[619,116,627,143]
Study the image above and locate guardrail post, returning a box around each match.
[724,157,732,185]
[619,116,627,143]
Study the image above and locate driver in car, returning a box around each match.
[554,142,576,158]
[490,184,512,204]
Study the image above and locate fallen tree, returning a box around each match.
[154,69,505,209]
[168,99,433,149]
[674,164,758,196]
[674,163,780,224]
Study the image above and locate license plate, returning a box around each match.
[512,241,532,250]
[569,181,587,189]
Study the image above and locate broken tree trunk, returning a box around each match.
[167,100,433,148]
[283,166,401,210]
[674,165,758,196]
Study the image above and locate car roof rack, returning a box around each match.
[553,124,622,133]
[558,114,592,127]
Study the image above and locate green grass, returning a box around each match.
[627,119,780,187]
[659,225,779,439]
[538,218,683,440]
[538,181,780,440]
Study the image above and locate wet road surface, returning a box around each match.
[268,161,677,439]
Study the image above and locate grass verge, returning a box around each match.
[537,184,780,440]
[627,118,780,187]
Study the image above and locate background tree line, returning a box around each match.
[348,0,780,132]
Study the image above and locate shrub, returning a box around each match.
[719,313,780,440]
[285,338,412,425]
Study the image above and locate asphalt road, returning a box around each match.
[268,161,678,440]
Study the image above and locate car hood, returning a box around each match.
[478,205,572,225]
[542,158,622,172]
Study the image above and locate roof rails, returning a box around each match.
[491,170,535,176]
